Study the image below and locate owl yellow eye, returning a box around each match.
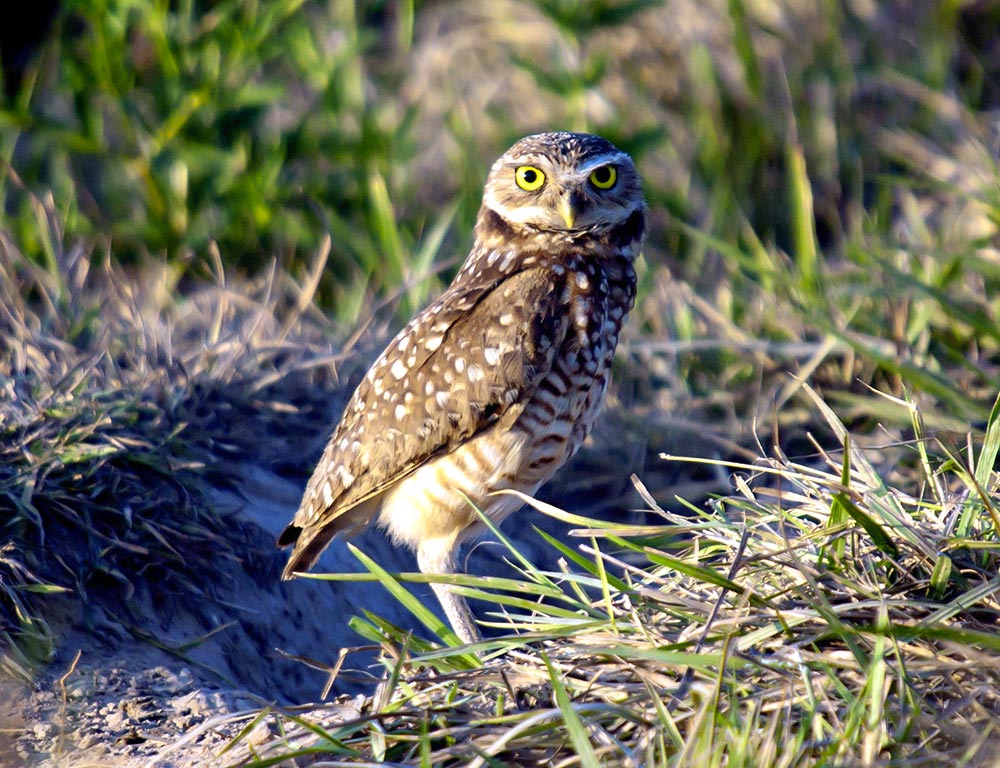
[589,165,617,189]
[515,166,546,191]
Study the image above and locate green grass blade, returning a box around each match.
[534,527,633,593]
[787,142,819,296]
[975,392,1000,491]
[543,653,601,768]
[347,544,465,649]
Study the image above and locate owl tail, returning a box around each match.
[277,496,380,580]
[277,523,337,580]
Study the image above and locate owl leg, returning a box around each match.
[417,540,479,643]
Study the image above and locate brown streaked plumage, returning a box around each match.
[278,132,646,642]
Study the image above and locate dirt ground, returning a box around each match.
[3,425,678,767]
[3,468,397,767]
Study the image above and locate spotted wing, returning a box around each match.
[278,262,569,574]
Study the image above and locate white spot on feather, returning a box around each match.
[425,335,443,351]
[499,250,516,272]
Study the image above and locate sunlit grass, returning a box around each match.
[222,394,1000,765]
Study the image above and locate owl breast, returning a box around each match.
[377,255,635,555]
[515,255,635,476]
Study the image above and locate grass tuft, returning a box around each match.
[0,189,375,675]
[230,389,999,765]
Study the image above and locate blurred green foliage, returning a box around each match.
[1,0,993,276]
[0,0,435,315]
[1,0,998,419]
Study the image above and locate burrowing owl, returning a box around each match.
[278,132,646,642]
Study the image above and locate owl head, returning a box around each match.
[480,131,644,236]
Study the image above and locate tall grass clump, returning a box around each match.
[218,389,1000,766]
[0,184,363,682]
[0,0,455,323]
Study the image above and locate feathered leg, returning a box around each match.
[417,541,479,643]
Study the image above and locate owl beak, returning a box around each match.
[558,197,577,229]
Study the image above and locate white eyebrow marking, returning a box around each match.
[577,152,631,174]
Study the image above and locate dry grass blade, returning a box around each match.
[243,387,1000,765]
[0,196,372,684]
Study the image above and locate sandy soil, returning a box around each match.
[4,447,658,767]
[4,469,388,767]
